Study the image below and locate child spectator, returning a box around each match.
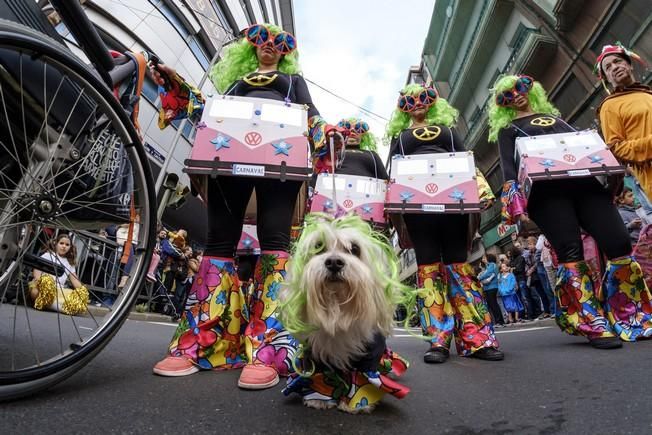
[617,187,643,245]
[478,254,504,325]
[498,262,524,324]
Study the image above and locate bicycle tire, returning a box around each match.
[0,18,156,400]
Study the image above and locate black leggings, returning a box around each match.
[527,178,631,263]
[403,213,470,264]
[205,176,303,257]
[484,289,504,324]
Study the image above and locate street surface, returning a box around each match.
[2,318,651,434]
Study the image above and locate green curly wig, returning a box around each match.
[385,84,459,139]
[487,75,560,142]
[280,213,412,340]
[209,23,302,94]
[339,117,377,152]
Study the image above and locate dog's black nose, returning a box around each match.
[325,256,345,273]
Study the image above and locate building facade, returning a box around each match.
[52,0,295,243]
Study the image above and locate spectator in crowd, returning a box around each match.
[616,187,643,245]
[170,246,193,314]
[498,262,524,324]
[147,228,168,282]
[30,234,89,316]
[510,245,533,320]
[171,248,199,321]
[478,254,504,326]
[527,236,553,318]
[539,235,558,311]
[159,229,186,294]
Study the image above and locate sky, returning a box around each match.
[294,1,436,157]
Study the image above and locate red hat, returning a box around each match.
[594,42,644,79]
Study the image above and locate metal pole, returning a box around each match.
[153,47,225,194]
[156,189,173,221]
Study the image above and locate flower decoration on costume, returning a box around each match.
[190,262,221,302]
[272,140,292,156]
[211,134,231,151]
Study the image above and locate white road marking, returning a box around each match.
[392,326,553,338]
[147,323,553,335]
[79,326,94,331]
[148,321,178,327]
[494,326,553,334]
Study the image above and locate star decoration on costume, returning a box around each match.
[539,159,555,168]
[400,191,414,202]
[448,189,466,201]
[362,205,373,214]
[242,237,253,248]
[272,141,292,156]
[210,134,231,151]
[588,155,604,164]
[324,200,334,210]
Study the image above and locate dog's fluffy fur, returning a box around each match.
[281,215,406,412]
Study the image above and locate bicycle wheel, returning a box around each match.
[0,19,156,400]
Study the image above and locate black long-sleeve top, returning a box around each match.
[224,71,319,118]
[337,149,389,180]
[497,114,575,182]
[310,148,389,188]
[388,125,465,158]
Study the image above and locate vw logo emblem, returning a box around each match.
[425,183,438,194]
[244,131,263,146]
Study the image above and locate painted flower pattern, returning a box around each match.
[189,262,221,302]
[608,292,637,321]
[282,346,410,411]
[553,261,615,340]
[415,262,499,356]
[266,281,281,301]
[244,252,297,375]
[601,256,652,341]
[167,257,247,370]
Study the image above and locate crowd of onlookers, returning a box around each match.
[146,226,202,320]
[478,235,558,326]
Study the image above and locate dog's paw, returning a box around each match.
[303,399,337,410]
[337,401,376,414]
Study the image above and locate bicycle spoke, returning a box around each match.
[19,278,41,367]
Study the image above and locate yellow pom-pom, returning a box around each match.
[33,275,56,310]
[61,286,90,315]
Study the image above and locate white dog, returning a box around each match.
[280,214,409,413]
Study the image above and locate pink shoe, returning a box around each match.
[237,364,279,390]
[152,356,199,377]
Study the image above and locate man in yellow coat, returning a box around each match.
[596,43,652,198]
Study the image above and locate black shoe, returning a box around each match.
[589,336,622,349]
[469,347,504,361]
[423,347,449,364]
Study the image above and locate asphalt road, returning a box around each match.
[2,318,652,434]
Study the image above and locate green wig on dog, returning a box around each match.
[280,213,412,340]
